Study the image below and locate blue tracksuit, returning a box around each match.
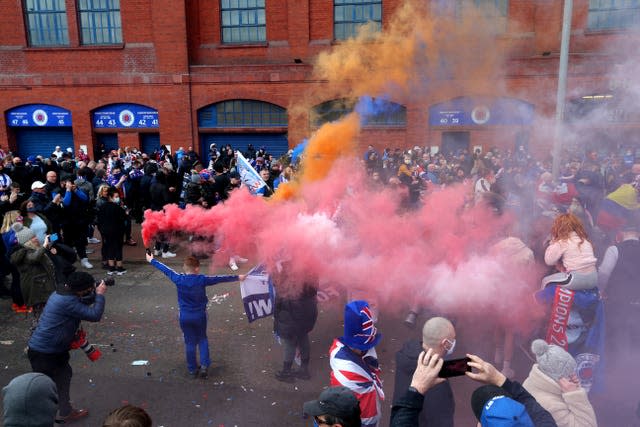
[150,259,238,373]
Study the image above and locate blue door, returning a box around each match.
[15,128,74,159]
[97,133,118,154]
[140,133,160,155]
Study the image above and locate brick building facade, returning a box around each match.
[1,0,639,160]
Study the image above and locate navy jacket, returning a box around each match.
[28,291,105,354]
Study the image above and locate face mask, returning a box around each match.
[404,159,411,165]
[112,197,120,204]
[26,207,37,213]
[444,338,456,356]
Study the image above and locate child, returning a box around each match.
[544,213,598,290]
[146,252,244,378]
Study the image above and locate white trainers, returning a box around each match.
[153,249,161,256]
[87,237,101,244]
[162,251,177,258]
[80,258,93,269]
[229,259,239,271]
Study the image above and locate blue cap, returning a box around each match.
[481,396,534,427]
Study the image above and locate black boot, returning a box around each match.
[275,362,295,383]
[295,359,311,380]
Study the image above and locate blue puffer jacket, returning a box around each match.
[28,292,105,354]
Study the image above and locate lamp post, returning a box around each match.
[552,0,573,180]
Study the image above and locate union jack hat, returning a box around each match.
[341,300,381,351]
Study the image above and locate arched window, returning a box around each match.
[311,98,406,128]
[198,100,287,128]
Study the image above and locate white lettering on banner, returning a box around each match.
[546,287,574,349]
[252,299,272,317]
[317,286,340,303]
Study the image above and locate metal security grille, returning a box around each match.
[221,0,266,43]
[198,100,287,128]
[78,0,123,45]
[23,0,69,46]
[588,0,640,30]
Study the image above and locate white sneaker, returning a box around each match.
[153,249,161,256]
[229,259,239,271]
[80,258,93,269]
[87,237,101,244]
[162,251,177,258]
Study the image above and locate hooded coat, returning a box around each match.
[522,364,597,427]
[10,245,56,307]
[2,372,58,427]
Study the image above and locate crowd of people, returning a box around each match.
[1,140,640,426]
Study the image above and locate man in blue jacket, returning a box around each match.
[27,271,107,424]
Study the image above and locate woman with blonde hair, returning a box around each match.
[544,213,598,290]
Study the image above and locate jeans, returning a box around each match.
[28,348,73,416]
[179,311,210,373]
[282,332,310,364]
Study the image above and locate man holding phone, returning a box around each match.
[391,317,458,427]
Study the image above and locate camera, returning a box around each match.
[104,277,115,287]
[70,328,101,362]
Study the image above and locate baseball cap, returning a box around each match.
[30,181,46,190]
[303,386,360,419]
[471,385,534,427]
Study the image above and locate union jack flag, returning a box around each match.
[357,306,377,344]
[329,338,384,427]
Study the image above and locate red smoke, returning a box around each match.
[142,157,544,331]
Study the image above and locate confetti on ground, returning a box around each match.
[0,340,14,345]
[131,360,149,366]
[209,293,230,304]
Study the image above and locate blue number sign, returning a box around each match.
[93,104,159,129]
[7,104,72,127]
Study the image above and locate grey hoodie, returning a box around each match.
[2,373,58,427]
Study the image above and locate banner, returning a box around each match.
[536,284,605,393]
[236,151,267,195]
[240,264,274,323]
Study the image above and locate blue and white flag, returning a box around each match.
[236,151,267,195]
[240,264,275,323]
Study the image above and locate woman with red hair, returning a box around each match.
[544,213,598,290]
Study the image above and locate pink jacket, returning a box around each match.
[544,232,597,274]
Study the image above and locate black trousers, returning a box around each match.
[63,223,88,259]
[281,332,310,365]
[0,255,23,305]
[28,348,73,416]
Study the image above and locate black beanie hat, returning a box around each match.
[66,271,95,292]
[471,385,511,421]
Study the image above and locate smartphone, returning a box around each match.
[145,248,152,256]
[438,357,471,378]
[49,233,58,243]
